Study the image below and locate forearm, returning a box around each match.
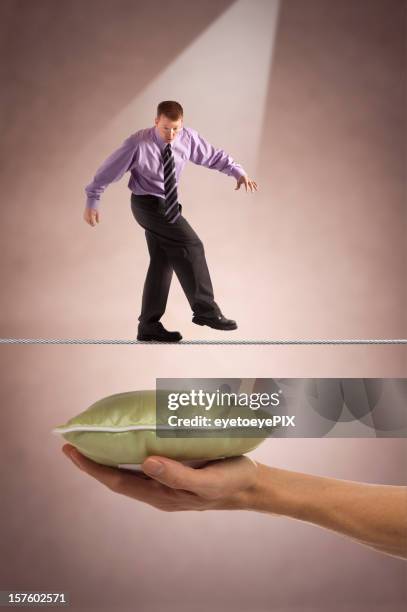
[188,129,246,178]
[241,464,407,559]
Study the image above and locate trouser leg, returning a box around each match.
[139,230,173,325]
[131,196,220,319]
[164,237,220,317]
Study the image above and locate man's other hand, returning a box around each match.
[83,207,100,226]
[235,176,258,192]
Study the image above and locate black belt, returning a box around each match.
[131,193,181,219]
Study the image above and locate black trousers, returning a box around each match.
[131,193,220,325]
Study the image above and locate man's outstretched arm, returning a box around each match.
[188,129,258,193]
[83,134,138,226]
[62,445,407,560]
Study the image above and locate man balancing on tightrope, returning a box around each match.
[84,100,258,342]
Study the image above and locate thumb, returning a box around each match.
[142,456,211,493]
[235,181,241,190]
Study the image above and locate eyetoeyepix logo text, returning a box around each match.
[167,389,283,411]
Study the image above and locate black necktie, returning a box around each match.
[163,143,180,223]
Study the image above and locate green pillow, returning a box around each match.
[53,390,267,468]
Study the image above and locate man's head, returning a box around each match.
[155,100,184,143]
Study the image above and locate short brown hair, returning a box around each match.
[157,100,183,120]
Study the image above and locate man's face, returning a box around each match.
[155,114,183,143]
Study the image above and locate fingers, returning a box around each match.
[62,444,152,499]
[246,179,258,192]
[62,445,212,510]
[142,456,219,495]
[83,208,99,226]
[89,210,97,226]
[63,444,123,486]
[235,177,259,192]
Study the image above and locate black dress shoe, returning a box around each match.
[192,314,238,330]
[137,322,182,342]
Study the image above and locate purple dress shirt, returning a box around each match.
[85,126,246,209]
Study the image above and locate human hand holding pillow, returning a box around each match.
[63,444,257,512]
[63,444,407,560]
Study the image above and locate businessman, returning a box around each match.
[84,100,258,342]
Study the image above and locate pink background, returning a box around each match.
[0,1,406,611]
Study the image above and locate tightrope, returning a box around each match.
[0,339,406,345]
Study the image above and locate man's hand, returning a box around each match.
[83,207,100,226]
[235,175,258,192]
[62,444,259,512]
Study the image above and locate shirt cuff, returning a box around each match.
[86,198,99,210]
[230,166,247,180]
